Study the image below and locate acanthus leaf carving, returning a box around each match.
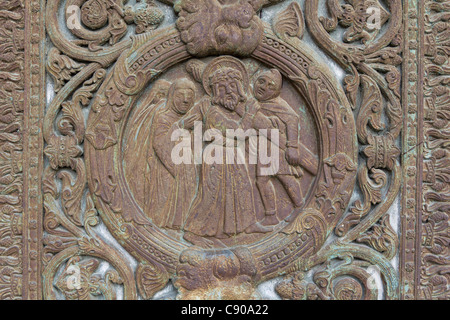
[272,1,305,40]
[344,64,360,109]
[136,261,170,300]
[320,0,390,44]
[47,48,85,93]
[0,0,23,299]
[356,75,386,144]
[357,214,398,260]
[277,254,379,300]
[282,209,327,247]
[55,256,123,300]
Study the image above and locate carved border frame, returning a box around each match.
[0,0,446,299]
[84,25,357,280]
[400,0,450,300]
[24,0,45,300]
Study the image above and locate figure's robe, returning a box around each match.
[148,108,197,229]
[255,96,303,177]
[182,98,261,237]
[123,99,165,210]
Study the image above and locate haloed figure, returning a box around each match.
[253,69,305,226]
[179,61,273,248]
[146,78,198,230]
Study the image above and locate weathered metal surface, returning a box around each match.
[0,0,446,300]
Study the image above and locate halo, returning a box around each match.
[202,56,249,96]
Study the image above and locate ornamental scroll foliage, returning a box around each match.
[306,0,403,240]
[420,0,450,300]
[0,0,25,300]
[43,0,402,300]
[42,0,169,300]
[272,0,402,299]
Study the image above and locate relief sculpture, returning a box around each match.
[0,0,443,301]
[126,78,198,231]
[123,55,319,250]
[80,0,360,297]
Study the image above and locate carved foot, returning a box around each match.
[262,214,279,226]
[245,222,273,234]
[183,232,214,248]
[284,208,301,223]
[183,232,227,249]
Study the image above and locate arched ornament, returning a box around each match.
[84,21,357,284]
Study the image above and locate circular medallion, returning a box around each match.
[85,25,357,281]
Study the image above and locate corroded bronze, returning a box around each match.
[0,0,446,300]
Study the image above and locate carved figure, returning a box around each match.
[174,247,260,299]
[146,79,198,229]
[124,80,171,208]
[253,69,305,225]
[179,57,272,247]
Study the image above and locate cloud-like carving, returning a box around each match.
[175,0,264,57]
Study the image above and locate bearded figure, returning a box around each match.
[176,57,272,248]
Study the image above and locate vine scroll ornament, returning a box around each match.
[42,0,403,300]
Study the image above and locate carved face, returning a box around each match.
[175,250,208,291]
[211,71,246,111]
[175,248,260,300]
[254,73,281,102]
[173,88,195,114]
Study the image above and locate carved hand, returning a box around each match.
[245,99,260,116]
[180,114,198,130]
[286,147,301,166]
